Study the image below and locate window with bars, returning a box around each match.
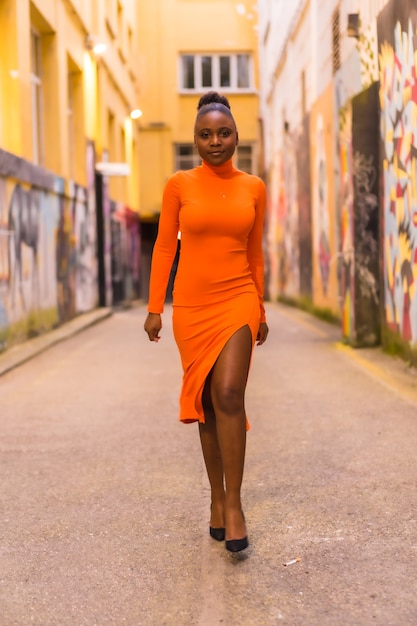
[179,53,252,92]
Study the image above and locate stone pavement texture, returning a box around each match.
[0,302,417,626]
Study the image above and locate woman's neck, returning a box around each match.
[201,159,234,176]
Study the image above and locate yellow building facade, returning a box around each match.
[0,0,141,347]
[136,0,261,221]
[0,0,140,207]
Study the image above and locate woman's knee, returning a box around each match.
[213,384,245,415]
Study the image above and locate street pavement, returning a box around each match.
[0,302,417,626]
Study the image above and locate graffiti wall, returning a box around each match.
[265,133,300,300]
[309,83,339,312]
[296,116,312,299]
[378,0,417,346]
[351,83,380,345]
[0,146,97,349]
[338,102,355,338]
[335,51,362,339]
[265,152,281,302]
[110,202,140,306]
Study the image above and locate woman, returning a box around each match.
[144,92,268,552]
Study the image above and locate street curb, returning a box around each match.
[270,302,417,405]
[0,308,113,378]
[334,342,417,406]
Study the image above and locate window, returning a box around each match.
[179,53,252,92]
[174,144,255,174]
[30,29,43,165]
[236,145,254,174]
[174,144,201,171]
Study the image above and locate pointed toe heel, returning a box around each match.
[210,526,226,542]
[225,536,248,552]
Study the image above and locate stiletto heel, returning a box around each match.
[210,526,226,541]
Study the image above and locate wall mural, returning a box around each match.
[310,84,339,312]
[351,83,380,346]
[334,50,363,341]
[0,145,98,348]
[314,114,331,297]
[265,131,303,302]
[339,105,355,338]
[378,0,417,344]
[265,152,281,302]
[296,116,312,299]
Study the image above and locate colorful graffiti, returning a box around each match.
[111,203,140,305]
[310,84,339,312]
[265,132,300,300]
[56,182,97,322]
[0,146,98,348]
[296,116,312,299]
[314,114,331,297]
[339,105,355,338]
[0,178,59,342]
[379,4,417,344]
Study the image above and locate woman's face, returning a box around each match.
[194,110,238,166]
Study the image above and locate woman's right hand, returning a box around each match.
[144,313,162,342]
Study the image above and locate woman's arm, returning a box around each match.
[247,178,267,323]
[144,175,181,342]
[147,174,181,314]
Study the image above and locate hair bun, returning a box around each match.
[197,91,231,110]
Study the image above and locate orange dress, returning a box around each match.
[148,159,266,426]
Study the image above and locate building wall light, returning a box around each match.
[85,35,107,55]
[130,109,143,120]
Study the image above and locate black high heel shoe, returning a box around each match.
[225,536,248,552]
[210,526,226,542]
[225,511,248,552]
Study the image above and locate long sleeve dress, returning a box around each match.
[148,158,267,426]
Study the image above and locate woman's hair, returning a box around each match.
[196,91,235,121]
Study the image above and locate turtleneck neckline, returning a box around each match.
[201,159,235,177]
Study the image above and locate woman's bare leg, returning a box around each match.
[199,374,225,529]
[210,325,252,541]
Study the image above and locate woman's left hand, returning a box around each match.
[256,322,269,345]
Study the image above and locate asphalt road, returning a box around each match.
[1,303,417,626]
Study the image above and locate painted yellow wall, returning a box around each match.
[137,0,260,219]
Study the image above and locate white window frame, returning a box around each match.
[179,53,253,93]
